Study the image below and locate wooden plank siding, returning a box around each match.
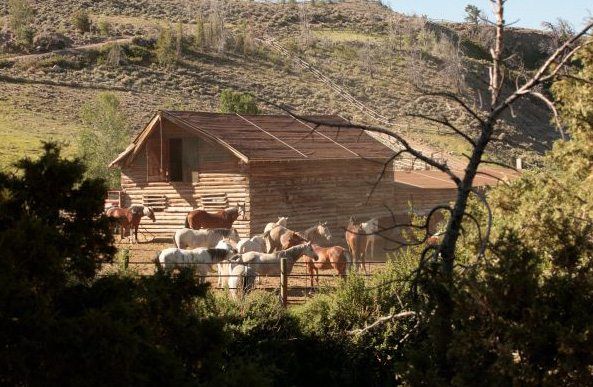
[120,133,251,239]
[248,160,457,242]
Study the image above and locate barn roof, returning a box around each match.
[394,167,520,189]
[111,111,395,166]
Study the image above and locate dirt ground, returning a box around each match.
[108,240,388,304]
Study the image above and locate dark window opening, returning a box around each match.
[169,138,183,182]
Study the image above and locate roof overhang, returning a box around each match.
[394,167,520,189]
[108,111,249,168]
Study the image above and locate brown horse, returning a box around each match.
[301,244,351,287]
[106,205,156,243]
[345,217,367,273]
[185,205,244,230]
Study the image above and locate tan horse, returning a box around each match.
[301,244,351,287]
[345,217,367,273]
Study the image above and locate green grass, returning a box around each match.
[0,101,80,169]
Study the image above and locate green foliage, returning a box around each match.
[219,89,260,114]
[155,25,176,66]
[194,14,205,50]
[464,4,483,25]
[97,19,112,36]
[400,39,593,385]
[77,93,130,188]
[8,0,35,46]
[72,9,91,34]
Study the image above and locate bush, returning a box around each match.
[77,93,130,188]
[98,19,112,36]
[72,10,91,34]
[219,89,259,114]
[8,0,35,46]
[33,32,72,52]
[155,25,176,66]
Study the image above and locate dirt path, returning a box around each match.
[3,37,133,62]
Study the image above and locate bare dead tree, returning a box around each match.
[252,0,593,376]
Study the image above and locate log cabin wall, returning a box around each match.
[249,159,391,238]
[249,159,457,247]
[120,121,251,238]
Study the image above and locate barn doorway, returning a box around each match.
[169,138,183,182]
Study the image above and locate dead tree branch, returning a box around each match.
[349,311,417,336]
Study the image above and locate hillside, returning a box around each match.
[0,0,558,169]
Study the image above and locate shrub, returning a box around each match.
[98,19,112,36]
[8,0,35,46]
[219,89,259,114]
[77,93,130,188]
[72,10,91,34]
[155,25,176,66]
[33,32,72,52]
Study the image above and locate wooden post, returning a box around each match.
[280,257,288,307]
[516,157,523,170]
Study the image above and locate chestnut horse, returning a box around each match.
[301,244,351,287]
[185,205,244,230]
[106,205,156,243]
[345,217,367,273]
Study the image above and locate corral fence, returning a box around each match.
[107,256,389,306]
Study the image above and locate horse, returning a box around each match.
[345,217,367,273]
[264,224,293,253]
[301,244,351,288]
[155,246,234,283]
[361,218,379,262]
[184,205,244,230]
[214,239,239,287]
[106,204,156,243]
[234,242,318,277]
[302,222,332,247]
[227,264,256,300]
[237,235,267,254]
[263,216,288,234]
[174,227,240,249]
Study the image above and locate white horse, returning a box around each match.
[155,247,234,282]
[235,235,267,285]
[174,227,240,249]
[227,264,256,300]
[361,218,379,263]
[237,235,267,254]
[215,240,239,287]
[234,242,318,276]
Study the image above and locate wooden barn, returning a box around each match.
[109,111,514,241]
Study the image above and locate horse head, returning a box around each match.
[302,241,319,261]
[277,216,288,227]
[317,222,332,242]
